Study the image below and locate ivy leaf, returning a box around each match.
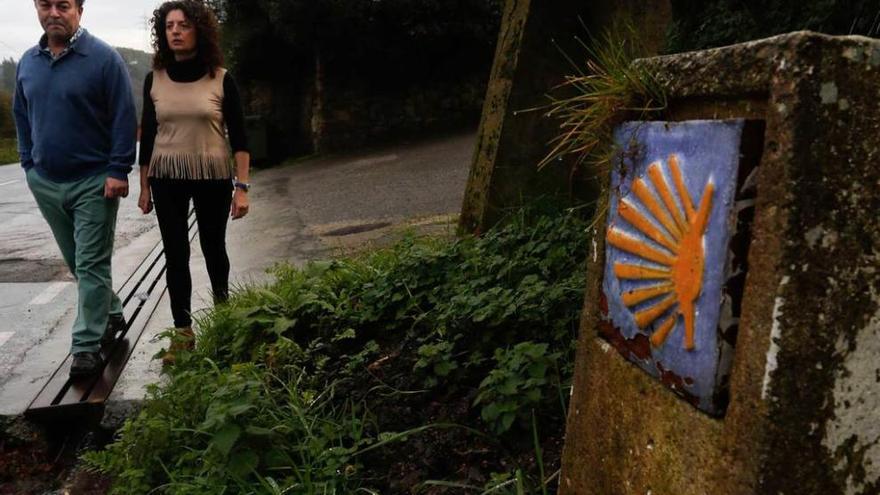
[245,426,274,437]
[332,328,357,342]
[269,317,297,336]
[433,360,456,377]
[228,449,259,477]
[527,362,547,379]
[227,403,255,417]
[500,412,516,432]
[211,424,241,456]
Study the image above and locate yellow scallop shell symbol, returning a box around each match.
[606,154,714,351]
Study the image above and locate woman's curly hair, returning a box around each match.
[150,0,224,77]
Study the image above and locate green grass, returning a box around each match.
[0,138,19,165]
[85,206,590,494]
[541,21,665,171]
[538,21,667,228]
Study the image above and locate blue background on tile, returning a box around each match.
[601,120,745,413]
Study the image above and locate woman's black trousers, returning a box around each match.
[150,178,233,328]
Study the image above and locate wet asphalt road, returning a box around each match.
[0,163,156,283]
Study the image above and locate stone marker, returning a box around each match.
[560,32,880,495]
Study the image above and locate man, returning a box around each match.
[13,0,137,377]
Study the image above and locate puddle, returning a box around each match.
[0,259,72,283]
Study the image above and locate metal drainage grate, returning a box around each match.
[323,222,392,237]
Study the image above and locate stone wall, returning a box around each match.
[560,32,880,495]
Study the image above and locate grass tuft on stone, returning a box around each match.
[540,20,667,225]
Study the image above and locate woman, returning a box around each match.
[139,0,250,360]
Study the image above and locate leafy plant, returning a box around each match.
[414,339,460,388]
[474,342,562,435]
[85,363,388,494]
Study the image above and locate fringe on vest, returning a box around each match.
[149,153,233,180]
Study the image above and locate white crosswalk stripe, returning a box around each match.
[28,282,71,306]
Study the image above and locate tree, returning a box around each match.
[0,58,16,94]
[668,0,880,52]
[213,0,502,158]
[0,90,14,138]
[219,0,502,82]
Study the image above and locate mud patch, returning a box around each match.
[0,416,112,494]
[0,259,71,283]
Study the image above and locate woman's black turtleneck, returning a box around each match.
[139,57,249,167]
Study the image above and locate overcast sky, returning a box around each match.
[0,0,156,60]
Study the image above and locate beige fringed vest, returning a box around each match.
[148,68,232,179]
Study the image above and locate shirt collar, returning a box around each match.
[36,26,88,59]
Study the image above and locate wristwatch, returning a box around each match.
[234,181,250,192]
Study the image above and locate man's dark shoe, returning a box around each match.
[70,352,104,378]
[101,313,127,347]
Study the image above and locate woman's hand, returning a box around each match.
[231,189,249,219]
[138,188,153,214]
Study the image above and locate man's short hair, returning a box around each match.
[34,0,85,6]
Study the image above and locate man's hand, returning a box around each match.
[104,177,129,199]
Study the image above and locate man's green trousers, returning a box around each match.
[26,168,123,354]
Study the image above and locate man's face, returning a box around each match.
[35,0,82,42]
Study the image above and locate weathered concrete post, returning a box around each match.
[458,0,671,234]
[560,32,880,495]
